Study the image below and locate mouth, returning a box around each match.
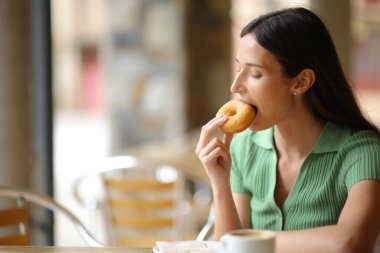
[236,98,257,116]
[250,104,258,115]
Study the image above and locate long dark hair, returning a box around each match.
[241,7,379,134]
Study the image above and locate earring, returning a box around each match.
[293,92,297,95]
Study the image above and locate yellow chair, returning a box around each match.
[0,196,30,245]
[0,185,102,246]
[73,156,191,248]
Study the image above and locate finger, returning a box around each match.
[198,137,223,158]
[201,146,230,169]
[199,137,230,161]
[196,116,227,153]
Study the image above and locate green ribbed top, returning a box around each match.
[230,122,380,231]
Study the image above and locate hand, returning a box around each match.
[195,115,234,185]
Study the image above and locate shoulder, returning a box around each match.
[339,128,380,156]
[230,128,275,173]
[337,127,380,173]
[335,126,380,190]
[230,130,257,162]
[231,130,254,148]
[345,129,380,145]
[324,122,380,167]
[314,121,380,154]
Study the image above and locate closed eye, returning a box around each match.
[249,69,262,78]
[250,74,262,79]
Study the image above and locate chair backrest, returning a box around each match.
[0,197,30,245]
[196,204,214,241]
[0,185,103,247]
[73,156,188,248]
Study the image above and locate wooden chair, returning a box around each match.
[0,196,30,245]
[0,185,103,246]
[73,156,189,248]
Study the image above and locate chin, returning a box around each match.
[248,121,271,132]
[248,124,260,132]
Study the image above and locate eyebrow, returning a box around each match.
[235,59,264,68]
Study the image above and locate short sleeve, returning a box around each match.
[343,131,380,190]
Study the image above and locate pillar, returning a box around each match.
[308,0,351,77]
[0,1,31,188]
[185,0,232,130]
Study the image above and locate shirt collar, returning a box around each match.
[311,121,352,153]
[252,122,352,153]
[252,127,274,149]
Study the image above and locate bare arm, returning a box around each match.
[275,180,380,253]
[212,188,251,239]
[233,193,251,229]
[196,116,244,239]
[212,183,241,239]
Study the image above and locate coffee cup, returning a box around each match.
[221,229,276,253]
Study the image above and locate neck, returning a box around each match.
[274,113,325,160]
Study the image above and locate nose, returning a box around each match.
[230,73,245,94]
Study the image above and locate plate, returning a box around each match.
[153,241,223,253]
[153,245,160,253]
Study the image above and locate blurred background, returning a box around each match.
[0,0,379,247]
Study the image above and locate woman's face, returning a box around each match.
[231,34,297,131]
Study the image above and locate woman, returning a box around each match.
[196,7,380,253]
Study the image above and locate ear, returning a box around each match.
[291,69,315,95]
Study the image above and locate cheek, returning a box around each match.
[259,87,293,115]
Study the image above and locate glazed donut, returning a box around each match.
[216,100,255,134]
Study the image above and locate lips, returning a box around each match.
[236,98,257,116]
[251,105,257,114]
